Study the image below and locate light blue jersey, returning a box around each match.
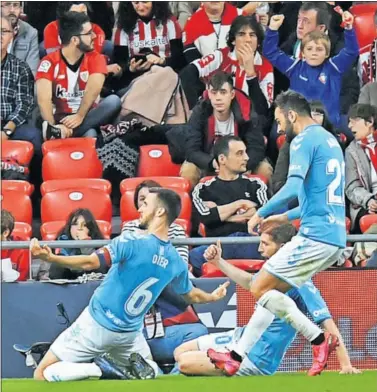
[88,232,193,332]
[288,125,346,248]
[245,280,331,375]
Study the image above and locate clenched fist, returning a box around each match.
[269,15,285,31]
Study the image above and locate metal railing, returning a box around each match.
[2,234,377,249]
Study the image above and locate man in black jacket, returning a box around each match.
[180,71,267,187]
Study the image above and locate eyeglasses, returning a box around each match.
[76,30,94,37]
[1,29,13,35]
[1,2,21,9]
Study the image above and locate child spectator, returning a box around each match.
[262,12,359,128]
[112,1,185,90]
[48,208,108,279]
[0,210,29,281]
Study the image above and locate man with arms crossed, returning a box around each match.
[208,90,347,376]
[30,188,229,382]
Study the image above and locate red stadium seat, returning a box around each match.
[198,223,206,237]
[1,140,34,166]
[2,180,34,196]
[174,218,191,236]
[120,177,191,194]
[41,179,111,197]
[359,214,377,233]
[41,187,112,224]
[40,220,112,240]
[12,222,32,239]
[137,145,181,177]
[121,189,191,222]
[276,134,286,150]
[1,190,32,224]
[350,3,377,49]
[345,217,351,234]
[42,138,102,181]
[201,259,265,278]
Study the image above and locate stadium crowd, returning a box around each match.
[1,0,377,378]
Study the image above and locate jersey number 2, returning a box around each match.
[124,277,159,316]
[327,158,345,205]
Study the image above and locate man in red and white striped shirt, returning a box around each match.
[180,15,274,117]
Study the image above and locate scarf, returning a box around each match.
[358,132,377,172]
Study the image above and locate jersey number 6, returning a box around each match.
[124,277,159,316]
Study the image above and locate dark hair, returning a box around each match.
[117,2,172,34]
[56,1,92,19]
[275,90,311,117]
[58,11,90,45]
[299,2,331,29]
[134,179,162,209]
[227,15,264,52]
[149,188,182,226]
[208,71,234,90]
[348,104,377,129]
[309,100,335,135]
[213,135,243,162]
[269,224,297,245]
[57,208,104,240]
[1,210,15,236]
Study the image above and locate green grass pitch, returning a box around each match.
[3,372,377,392]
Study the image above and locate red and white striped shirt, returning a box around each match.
[112,16,182,58]
[183,3,243,57]
[193,48,274,106]
[36,51,107,116]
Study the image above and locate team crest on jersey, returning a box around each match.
[318,73,327,84]
[80,71,89,82]
[38,60,51,73]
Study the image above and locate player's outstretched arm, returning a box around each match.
[321,319,361,375]
[183,282,230,304]
[204,240,253,290]
[30,238,101,271]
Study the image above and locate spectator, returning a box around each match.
[359,81,377,107]
[182,2,263,63]
[272,100,341,194]
[1,1,39,75]
[345,104,377,233]
[263,12,359,128]
[112,1,185,90]
[275,2,360,130]
[1,15,42,154]
[49,208,108,279]
[35,11,121,140]
[177,71,266,188]
[169,2,200,30]
[190,135,268,276]
[180,15,274,115]
[0,210,29,281]
[122,180,189,265]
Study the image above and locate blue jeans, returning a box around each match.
[11,123,42,157]
[189,232,262,277]
[145,323,208,364]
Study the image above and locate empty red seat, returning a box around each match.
[1,140,34,166]
[41,179,111,197]
[42,138,102,181]
[2,180,34,196]
[12,222,32,239]
[120,176,191,194]
[359,214,377,233]
[201,259,265,278]
[40,220,112,240]
[137,145,181,177]
[1,190,32,224]
[41,187,112,224]
[121,189,191,222]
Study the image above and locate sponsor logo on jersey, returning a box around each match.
[38,60,51,73]
[318,72,327,84]
[56,85,85,99]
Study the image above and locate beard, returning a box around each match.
[285,118,296,143]
[138,220,149,230]
[77,39,93,53]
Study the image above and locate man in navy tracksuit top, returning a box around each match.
[263,12,359,128]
